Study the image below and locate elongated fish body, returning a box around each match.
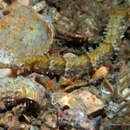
[0,6,129,78]
[21,6,129,78]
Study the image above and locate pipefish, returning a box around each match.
[0,6,129,78]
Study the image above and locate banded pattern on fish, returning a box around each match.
[20,6,129,78]
[0,6,129,79]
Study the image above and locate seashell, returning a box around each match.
[0,76,45,108]
[63,53,77,58]
[32,1,46,12]
[52,89,105,116]
[0,68,12,77]
[0,5,54,66]
[92,66,109,79]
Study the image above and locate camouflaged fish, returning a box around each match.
[0,5,129,79]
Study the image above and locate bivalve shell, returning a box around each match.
[0,76,45,107]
